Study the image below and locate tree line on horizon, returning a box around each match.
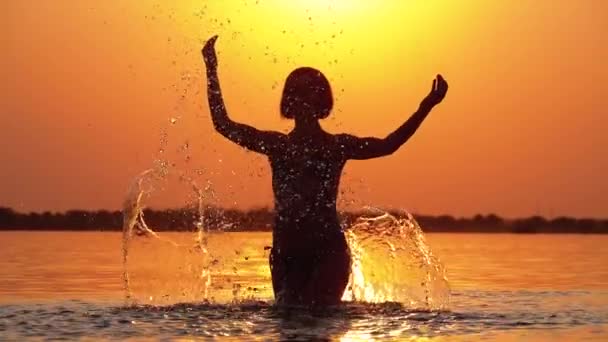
[0,206,606,234]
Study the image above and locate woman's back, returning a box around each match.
[269,132,344,222]
[202,35,448,306]
[268,131,347,252]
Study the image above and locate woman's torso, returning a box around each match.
[268,131,347,252]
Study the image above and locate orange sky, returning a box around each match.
[2,1,607,218]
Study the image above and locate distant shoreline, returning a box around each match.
[1,207,607,234]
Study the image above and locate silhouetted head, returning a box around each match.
[280,67,333,120]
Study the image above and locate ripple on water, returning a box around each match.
[1,292,607,340]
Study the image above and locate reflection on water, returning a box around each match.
[3,232,607,300]
[0,296,607,341]
[1,232,608,340]
[122,231,274,305]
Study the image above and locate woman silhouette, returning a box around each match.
[202,36,448,306]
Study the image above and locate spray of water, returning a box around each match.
[341,208,450,310]
[122,161,216,305]
[123,171,450,309]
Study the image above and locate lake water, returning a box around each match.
[1,231,607,341]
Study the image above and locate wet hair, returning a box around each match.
[280,67,333,120]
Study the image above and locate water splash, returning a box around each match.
[341,208,450,310]
[122,159,448,308]
[122,162,216,305]
[123,193,448,309]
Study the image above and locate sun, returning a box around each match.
[177,1,389,70]
[287,0,368,13]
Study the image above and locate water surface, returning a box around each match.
[1,232,607,340]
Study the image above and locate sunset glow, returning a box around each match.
[2,2,608,340]
[3,1,607,217]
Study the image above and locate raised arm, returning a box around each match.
[203,36,283,155]
[338,75,448,160]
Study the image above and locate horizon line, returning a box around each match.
[1,206,606,221]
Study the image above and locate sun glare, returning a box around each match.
[165,1,458,129]
[288,0,368,13]
[182,1,411,70]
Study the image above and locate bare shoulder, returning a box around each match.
[265,130,288,144]
[335,133,353,141]
[261,130,288,154]
[334,133,360,146]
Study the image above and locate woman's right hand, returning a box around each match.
[202,35,219,69]
[420,74,448,108]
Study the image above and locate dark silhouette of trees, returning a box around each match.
[0,206,606,234]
